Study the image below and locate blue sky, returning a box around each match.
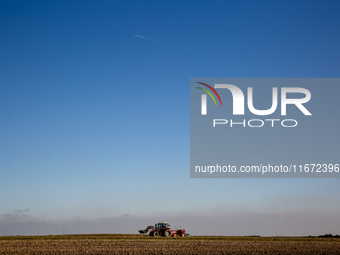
[1,0,340,236]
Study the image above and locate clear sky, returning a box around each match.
[1,0,340,236]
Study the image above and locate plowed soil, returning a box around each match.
[1,235,340,254]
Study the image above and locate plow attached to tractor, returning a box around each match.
[139,222,189,237]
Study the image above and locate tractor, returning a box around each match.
[139,222,187,237]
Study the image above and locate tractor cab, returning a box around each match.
[155,222,170,230]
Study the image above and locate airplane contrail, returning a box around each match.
[133,34,160,42]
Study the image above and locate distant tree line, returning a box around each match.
[318,234,340,238]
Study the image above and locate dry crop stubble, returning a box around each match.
[1,235,340,254]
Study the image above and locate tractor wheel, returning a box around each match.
[149,231,154,237]
[164,229,171,237]
[153,231,160,237]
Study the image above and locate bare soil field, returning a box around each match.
[1,234,340,254]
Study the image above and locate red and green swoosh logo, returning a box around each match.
[196,82,223,106]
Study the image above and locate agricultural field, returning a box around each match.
[1,234,340,254]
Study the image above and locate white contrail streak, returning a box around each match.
[133,34,160,42]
